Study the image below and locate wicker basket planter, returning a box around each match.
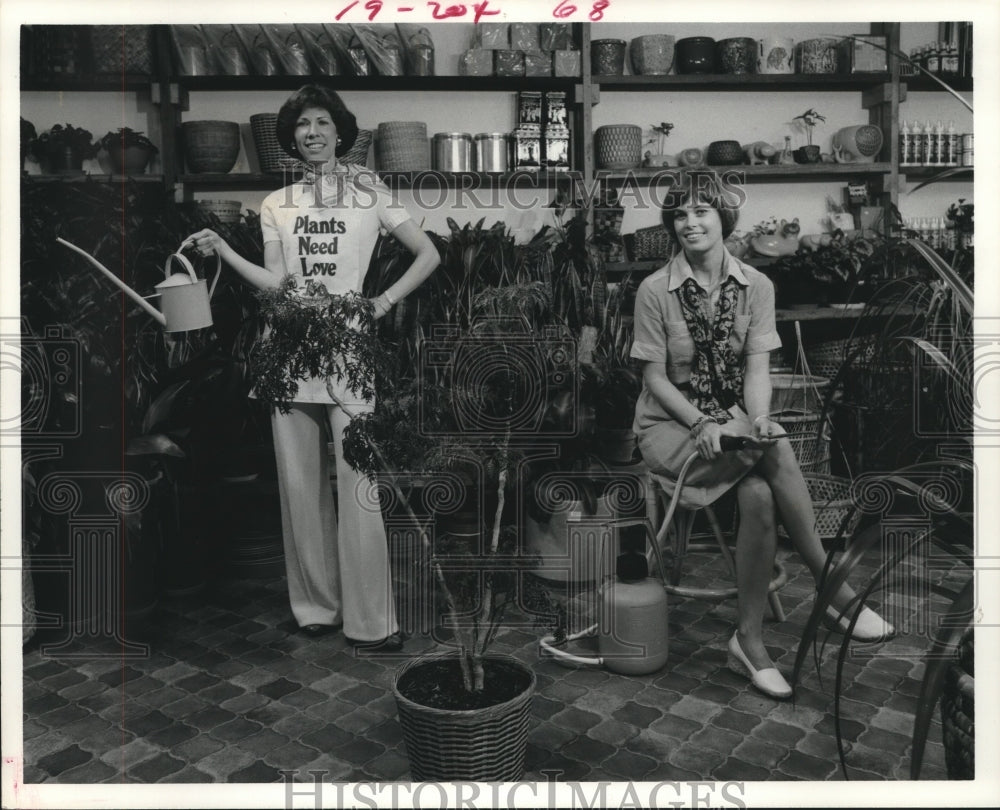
[393,653,535,781]
[249,113,302,174]
[594,125,642,170]
[90,25,153,74]
[192,199,242,224]
[770,371,829,413]
[771,409,830,474]
[941,625,974,779]
[377,122,430,172]
[181,120,240,173]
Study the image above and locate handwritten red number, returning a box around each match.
[553,0,576,17]
[472,1,499,22]
[336,0,359,20]
[589,0,608,21]
[364,0,383,19]
[427,2,468,18]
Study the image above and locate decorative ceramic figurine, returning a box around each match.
[677,147,705,167]
[742,141,777,165]
[751,218,800,257]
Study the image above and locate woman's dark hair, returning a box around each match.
[275,85,358,160]
[661,171,740,239]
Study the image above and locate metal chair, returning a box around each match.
[646,441,787,620]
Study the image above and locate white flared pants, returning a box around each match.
[271,402,398,641]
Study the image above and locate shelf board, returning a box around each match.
[22,172,164,183]
[21,74,152,91]
[601,163,891,184]
[177,170,577,190]
[174,75,579,93]
[594,73,891,91]
[900,75,973,92]
[902,166,973,179]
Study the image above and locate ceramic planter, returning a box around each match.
[706,140,744,165]
[108,145,154,174]
[794,145,822,164]
[796,37,840,74]
[629,35,675,75]
[591,39,627,75]
[716,37,756,74]
[757,37,794,74]
[676,37,716,74]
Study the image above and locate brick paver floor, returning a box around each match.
[19,540,957,785]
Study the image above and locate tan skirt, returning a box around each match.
[636,406,784,509]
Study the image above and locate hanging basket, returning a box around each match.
[771,409,830,474]
[393,653,535,781]
[779,474,859,541]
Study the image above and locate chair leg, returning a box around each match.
[767,590,786,622]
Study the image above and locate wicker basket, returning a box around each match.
[250,113,302,174]
[341,129,373,167]
[779,474,859,540]
[181,120,241,173]
[771,372,829,413]
[594,125,642,170]
[941,625,974,779]
[90,25,153,74]
[393,653,535,781]
[631,224,674,260]
[771,409,830,474]
[193,199,242,224]
[377,121,430,172]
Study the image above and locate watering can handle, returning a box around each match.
[168,246,223,300]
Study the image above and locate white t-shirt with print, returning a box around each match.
[259,165,412,404]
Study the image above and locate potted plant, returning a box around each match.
[792,107,825,164]
[946,197,973,250]
[643,121,674,168]
[766,232,883,307]
[31,123,99,173]
[99,127,158,174]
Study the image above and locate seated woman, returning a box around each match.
[630,172,893,699]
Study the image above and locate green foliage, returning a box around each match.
[99,127,158,154]
[251,277,391,413]
[32,123,99,160]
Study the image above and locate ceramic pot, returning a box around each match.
[757,37,794,74]
[793,145,822,164]
[108,145,154,174]
[675,37,716,74]
[594,125,642,170]
[716,37,756,74]
[629,35,675,75]
[706,140,744,165]
[591,39,627,75]
[796,37,840,74]
[677,147,705,167]
[831,125,884,163]
[50,145,84,173]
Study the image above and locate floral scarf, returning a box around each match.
[676,275,743,422]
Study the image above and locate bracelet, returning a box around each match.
[688,414,715,437]
[753,415,770,426]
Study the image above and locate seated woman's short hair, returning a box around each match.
[660,171,741,240]
[275,85,359,160]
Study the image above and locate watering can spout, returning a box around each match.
[56,237,168,325]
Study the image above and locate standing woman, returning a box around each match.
[630,173,892,699]
[185,85,439,650]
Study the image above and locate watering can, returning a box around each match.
[57,237,220,332]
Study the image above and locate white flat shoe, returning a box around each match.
[727,633,792,700]
[824,605,895,642]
